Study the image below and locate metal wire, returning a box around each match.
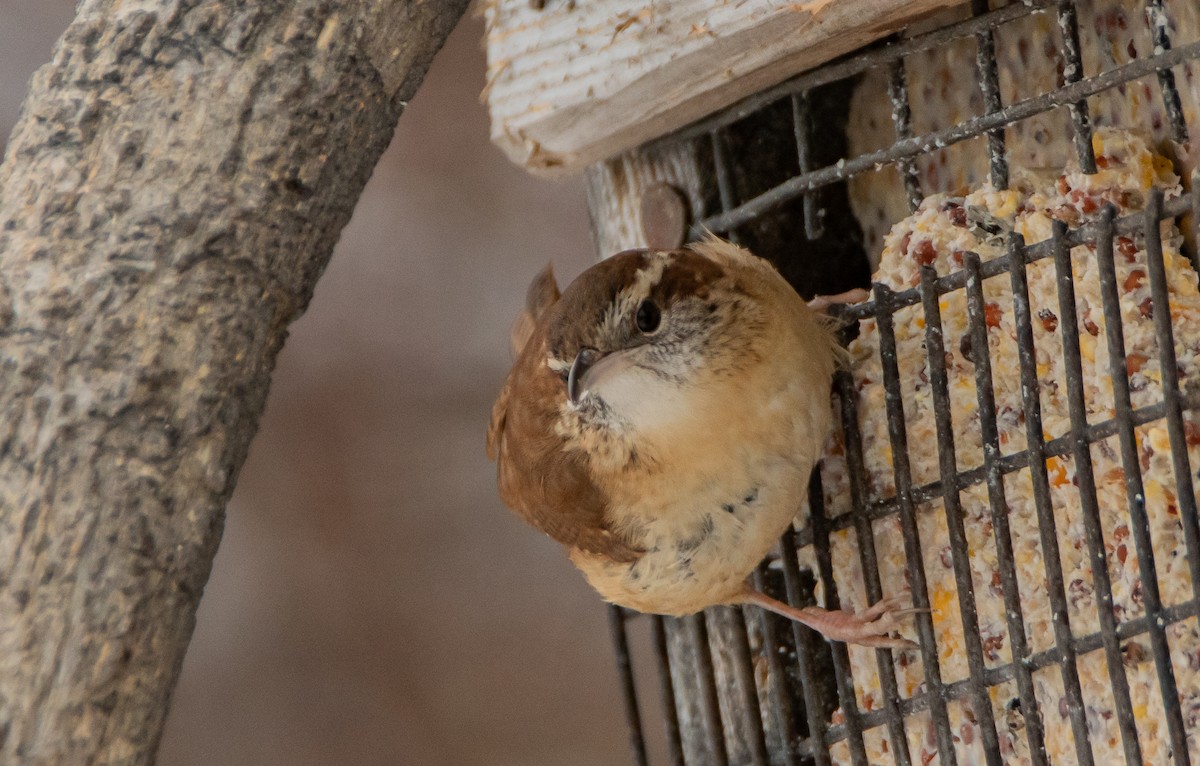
[791,94,825,241]
[664,0,1059,145]
[609,606,650,766]
[835,368,913,766]
[887,60,924,213]
[1144,189,1200,606]
[1056,1,1097,174]
[873,283,960,765]
[609,1,1200,763]
[918,263,1004,765]
[650,616,685,766]
[777,525,834,765]
[1144,0,1189,144]
[1006,228,1095,766]
[750,565,802,766]
[804,475,870,765]
[1094,202,1191,764]
[691,41,1200,238]
[688,611,731,766]
[964,246,1047,763]
[723,606,771,766]
[971,0,1009,189]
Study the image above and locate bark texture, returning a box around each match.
[0,1,467,762]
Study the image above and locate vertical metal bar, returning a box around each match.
[726,607,771,766]
[609,606,649,766]
[1189,173,1200,273]
[886,60,924,213]
[805,473,870,766]
[1143,0,1189,144]
[1055,2,1097,174]
[916,264,1004,765]
[791,93,825,240]
[777,526,834,766]
[1006,232,1095,766]
[1094,204,1191,765]
[835,370,914,766]
[710,129,741,244]
[652,616,686,766]
[970,0,1008,189]
[962,247,1046,764]
[750,566,800,766]
[1143,188,1200,605]
[1052,217,1143,765]
[688,612,731,766]
[662,617,711,765]
[873,282,958,766]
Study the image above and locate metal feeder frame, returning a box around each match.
[605,1,1200,764]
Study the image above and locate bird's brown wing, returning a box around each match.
[488,282,642,564]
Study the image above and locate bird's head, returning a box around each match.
[543,245,761,431]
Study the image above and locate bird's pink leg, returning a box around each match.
[735,584,919,650]
[806,287,870,313]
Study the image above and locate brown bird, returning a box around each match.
[487,238,914,648]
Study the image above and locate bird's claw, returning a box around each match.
[827,594,921,650]
[740,585,919,650]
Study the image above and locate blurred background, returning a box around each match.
[1,4,635,764]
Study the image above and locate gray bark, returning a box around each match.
[0,1,468,762]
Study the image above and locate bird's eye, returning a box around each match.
[635,300,661,334]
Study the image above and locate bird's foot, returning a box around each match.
[738,585,919,650]
[806,287,869,313]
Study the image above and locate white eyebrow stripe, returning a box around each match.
[543,251,676,372]
[600,254,670,339]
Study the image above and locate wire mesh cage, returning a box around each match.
[603,0,1200,764]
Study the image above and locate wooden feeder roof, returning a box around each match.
[482,0,968,176]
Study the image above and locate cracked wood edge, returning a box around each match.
[0,0,467,762]
[484,0,965,177]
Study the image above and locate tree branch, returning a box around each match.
[0,1,468,762]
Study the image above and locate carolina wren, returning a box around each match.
[487,238,913,648]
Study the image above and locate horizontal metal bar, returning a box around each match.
[666,0,1057,145]
[834,194,1194,322]
[796,390,1200,550]
[801,598,1200,752]
[693,41,1200,237]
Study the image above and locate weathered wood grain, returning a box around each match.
[485,0,966,176]
[0,1,466,762]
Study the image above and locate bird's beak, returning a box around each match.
[568,347,638,406]
[568,347,601,405]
